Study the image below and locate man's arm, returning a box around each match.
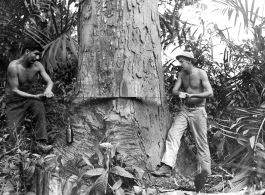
[186,70,213,98]
[37,61,54,98]
[7,63,43,99]
[172,72,187,98]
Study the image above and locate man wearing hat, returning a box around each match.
[152,51,213,177]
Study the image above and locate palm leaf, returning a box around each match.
[159,14,173,36]
[25,28,47,46]
[219,104,265,191]
[227,178,248,192]
[0,0,54,59]
[28,25,51,42]
[252,7,260,26]
[61,33,67,64]
[24,31,43,47]
[51,37,61,67]
[41,32,78,71]
[249,0,255,22]
[244,0,248,20]
[68,32,78,58]
[212,0,259,29]
[47,39,57,69]
[222,146,246,165]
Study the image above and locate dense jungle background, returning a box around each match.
[1,0,265,194]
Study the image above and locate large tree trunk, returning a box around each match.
[55,0,196,175]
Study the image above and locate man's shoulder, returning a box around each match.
[33,61,44,70]
[196,68,207,75]
[7,60,19,71]
[8,60,19,66]
[34,61,42,66]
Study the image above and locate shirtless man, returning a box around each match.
[152,51,213,177]
[5,41,54,153]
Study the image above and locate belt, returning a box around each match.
[183,104,205,109]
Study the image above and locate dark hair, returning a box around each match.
[21,41,43,54]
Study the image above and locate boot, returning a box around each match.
[194,170,208,193]
[151,164,172,177]
[36,140,53,154]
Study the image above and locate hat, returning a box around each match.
[176,51,195,60]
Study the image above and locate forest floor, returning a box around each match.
[146,166,264,194]
[148,170,222,193]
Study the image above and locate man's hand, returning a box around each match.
[35,94,46,101]
[43,90,54,98]
[178,92,187,99]
[186,93,194,98]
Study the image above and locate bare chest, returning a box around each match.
[182,74,202,90]
[18,67,39,84]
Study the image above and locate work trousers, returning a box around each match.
[161,106,211,174]
[5,96,48,141]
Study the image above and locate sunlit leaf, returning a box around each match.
[115,187,125,195]
[82,155,94,169]
[111,166,135,179]
[230,167,250,183]
[227,178,248,192]
[235,125,244,133]
[112,179,122,191]
[99,142,113,149]
[234,107,249,113]
[83,168,105,177]
[237,116,259,123]
[242,129,258,136]
[249,136,256,149]
[230,123,239,129]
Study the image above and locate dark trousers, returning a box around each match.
[5,96,48,141]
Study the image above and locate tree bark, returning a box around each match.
[75,0,164,100]
[54,0,196,175]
